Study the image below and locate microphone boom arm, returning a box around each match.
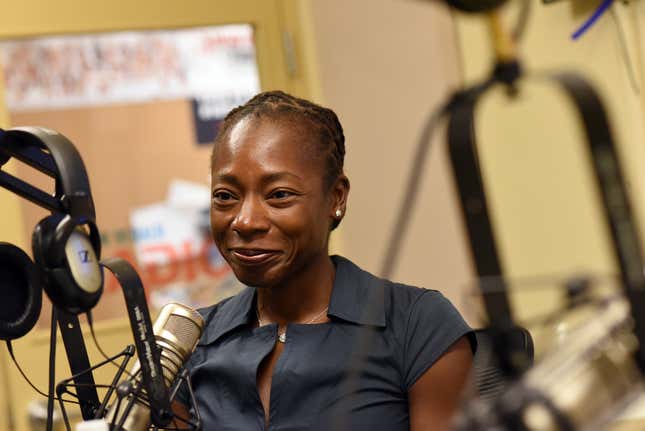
[100,258,172,427]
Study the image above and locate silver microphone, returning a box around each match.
[456,296,643,431]
[105,302,204,431]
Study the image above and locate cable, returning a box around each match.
[380,0,530,279]
[378,99,453,278]
[0,345,16,430]
[47,308,57,431]
[572,0,614,40]
[379,75,496,278]
[86,311,136,380]
[609,2,640,95]
[4,341,75,405]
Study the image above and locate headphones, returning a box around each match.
[0,127,103,340]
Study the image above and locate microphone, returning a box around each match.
[104,302,205,431]
[455,296,643,430]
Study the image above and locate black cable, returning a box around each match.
[86,311,136,380]
[86,311,111,360]
[6,339,82,409]
[379,99,454,279]
[47,308,57,431]
[0,344,16,431]
[379,1,526,279]
[379,76,495,278]
[4,340,77,405]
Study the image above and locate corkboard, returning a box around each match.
[11,99,238,325]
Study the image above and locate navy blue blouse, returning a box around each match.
[179,255,473,430]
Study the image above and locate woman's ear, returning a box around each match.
[330,174,350,221]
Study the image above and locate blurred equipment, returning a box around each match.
[456,296,642,430]
[473,326,534,401]
[380,2,645,429]
[445,18,645,430]
[104,302,204,431]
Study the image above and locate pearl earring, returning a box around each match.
[335,209,342,217]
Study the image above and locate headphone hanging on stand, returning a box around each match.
[0,242,42,341]
[0,127,103,340]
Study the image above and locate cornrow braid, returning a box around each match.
[213,90,346,194]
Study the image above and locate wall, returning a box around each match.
[307,0,475,316]
[0,65,25,431]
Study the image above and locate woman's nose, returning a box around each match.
[231,197,270,237]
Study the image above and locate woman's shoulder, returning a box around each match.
[384,280,466,340]
[332,255,453,317]
[333,255,473,388]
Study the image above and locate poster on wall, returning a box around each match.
[0,24,260,144]
[0,24,260,322]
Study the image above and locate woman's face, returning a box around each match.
[210,116,346,288]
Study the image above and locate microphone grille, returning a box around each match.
[154,303,205,358]
[165,313,201,352]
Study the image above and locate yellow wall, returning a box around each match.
[0,64,26,431]
[0,2,317,430]
[0,68,25,247]
[455,1,645,323]
[306,0,473,316]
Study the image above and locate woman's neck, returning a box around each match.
[256,253,335,324]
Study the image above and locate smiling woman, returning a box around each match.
[176,91,475,431]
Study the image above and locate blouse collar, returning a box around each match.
[200,255,387,345]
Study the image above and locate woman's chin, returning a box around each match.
[233,268,282,288]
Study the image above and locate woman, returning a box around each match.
[178,91,474,430]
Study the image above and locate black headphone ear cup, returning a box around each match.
[32,214,62,268]
[0,242,42,340]
[33,214,103,314]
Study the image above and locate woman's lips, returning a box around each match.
[230,249,280,265]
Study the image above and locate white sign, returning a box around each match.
[0,25,260,112]
[130,179,211,266]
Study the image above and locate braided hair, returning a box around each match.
[213,91,346,230]
[213,90,346,192]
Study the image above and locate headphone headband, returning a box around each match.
[0,126,96,221]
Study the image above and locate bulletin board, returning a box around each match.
[0,2,318,430]
[2,25,262,324]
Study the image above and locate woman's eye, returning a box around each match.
[213,191,236,203]
[270,190,293,199]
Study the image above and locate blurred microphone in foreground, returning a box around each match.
[455,296,643,430]
[104,303,204,431]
